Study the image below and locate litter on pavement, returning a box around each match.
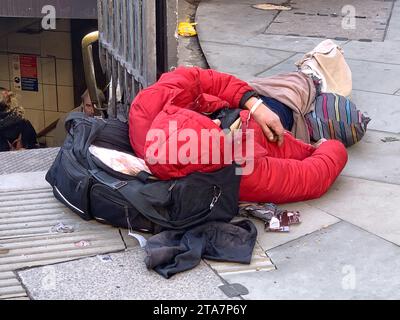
[381,137,400,143]
[239,203,301,232]
[51,222,75,234]
[178,21,197,37]
[74,240,91,248]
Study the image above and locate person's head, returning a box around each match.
[81,90,95,117]
[0,86,24,117]
[0,87,11,109]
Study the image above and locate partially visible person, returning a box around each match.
[53,89,95,146]
[249,39,370,148]
[0,87,38,152]
[80,89,96,117]
[129,67,348,204]
[250,74,371,148]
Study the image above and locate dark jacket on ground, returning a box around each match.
[144,219,257,279]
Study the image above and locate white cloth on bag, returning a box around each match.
[89,145,151,176]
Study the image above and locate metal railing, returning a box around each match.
[96,0,157,118]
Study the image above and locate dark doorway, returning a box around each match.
[156,0,168,79]
[70,19,106,107]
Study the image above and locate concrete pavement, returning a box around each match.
[2,0,400,300]
[0,170,234,300]
[196,0,400,299]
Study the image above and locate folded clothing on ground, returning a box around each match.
[144,219,257,279]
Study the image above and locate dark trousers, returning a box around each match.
[260,95,294,131]
[0,120,38,152]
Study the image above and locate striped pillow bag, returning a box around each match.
[305,93,371,147]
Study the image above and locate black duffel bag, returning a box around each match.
[45,113,242,234]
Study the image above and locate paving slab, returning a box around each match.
[343,130,400,184]
[386,0,400,41]
[0,272,28,300]
[18,248,232,300]
[206,242,275,277]
[244,34,345,53]
[0,148,58,175]
[250,202,340,251]
[256,53,302,77]
[0,187,127,273]
[351,90,400,133]
[347,59,400,94]
[256,55,400,95]
[222,222,400,300]
[306,176,400,246]
[341,40,400,65]
[200,41,294,81]
[196,0,280,44]
[0,171,134,300]
[265,0,392,42]
[0,171,49,192]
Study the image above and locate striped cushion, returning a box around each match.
[305,93,371,147]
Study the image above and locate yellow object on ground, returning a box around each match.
[178,22,197,37]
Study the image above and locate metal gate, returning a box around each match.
[96,0,158,118]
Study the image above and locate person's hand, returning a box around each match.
[246,98,285,146]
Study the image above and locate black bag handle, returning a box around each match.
[65,112,107,164]
[89,169,128,190]
[65,112,103,134]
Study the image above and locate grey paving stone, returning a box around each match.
[386,0,400,41]
[0,171,48,192]
[255,53,303,77]
[351,90,400,133]
[252,202,339,251]
[18,248,231,300]
[343,130,400,185]
[245,34,344,53]
[347,59,400,94]
[201,41,294,81]
[196,0,278,45]
[257,55,400,95]
[307,176,400,246]
[264,0,392,42]
[341,40,400,64]
[0,148,58,175]
[206,242,275,276]
[223,222,400,299]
